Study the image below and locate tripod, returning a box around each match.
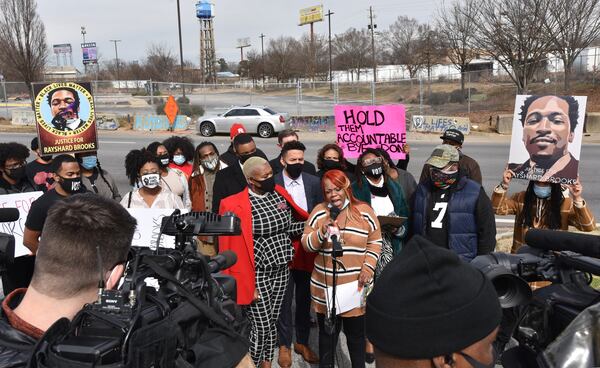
[326,234,345,367]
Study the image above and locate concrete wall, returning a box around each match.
[133,115,190,131]
[412,115,470,135]
[496,115,514,135]
[11,110,36,126]
[585,112,600,133]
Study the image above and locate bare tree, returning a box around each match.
[545,0,600,92]
[418,25,446,93]
[469,0,555,94]
[0,0,47,91]
[265,37,301,82]
[145,43,177,82]
[384,16,425,79]
[437,0,478,94]
[333,28,371,82]
[297,34,330,81]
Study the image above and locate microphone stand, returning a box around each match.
[328,233,345,367]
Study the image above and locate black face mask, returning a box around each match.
[364,163,384,178]
[6,166,26,181]
[285,163,303,179]
[323,159,342,171]
[59,176,83,194]
[157,154,170,168]
[255,176,276,193]
[239,151,258,164]
[40,155,53,162]
[458,350,497,368]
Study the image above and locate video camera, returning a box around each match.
[31,211,249,368]
[471,229,600,366]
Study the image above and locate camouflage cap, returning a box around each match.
[426,144,460,169]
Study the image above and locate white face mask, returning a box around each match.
[201,156,219,171]
[173,155,186,165]
[141,173,160,189]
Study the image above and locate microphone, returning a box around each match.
[524,229,600,259]
[329,206,344,257]
[207,250,237,273]
[0,208,19,223]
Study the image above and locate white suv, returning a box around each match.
[197,106,290,138]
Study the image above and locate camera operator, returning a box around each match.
[492,168,596,254]
[366,235,502,368]
[0,193,136,367]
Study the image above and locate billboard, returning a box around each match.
[53,43,72,54]
[81,42,97,64]
[299,5,324,25]
[196,1,214,18]
[33,81,99,155]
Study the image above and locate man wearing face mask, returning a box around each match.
[23,155,87,255]
[220,123,269,167]
[0,143,36,195]
[212,133,265,212]
[492,168,595,254]
[25,138,54,192]
[75,151,121,201]
[218,157,308,368]
[273,141,321,367]
[411,145,496,261]
[366,235,502,368]
[269,129,317,176]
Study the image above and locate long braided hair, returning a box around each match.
[519,181,563,230]
[95,159,118,199]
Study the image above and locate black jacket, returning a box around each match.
[0,296,36,368]
[212,163,248,212]
[219,144,268,168]
[269,154,317,176]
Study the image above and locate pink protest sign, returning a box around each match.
[335,104,407,159]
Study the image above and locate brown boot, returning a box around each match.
[294,343,319,364]
[277,346,292,368]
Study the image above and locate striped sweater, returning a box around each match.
[302,202,382,317]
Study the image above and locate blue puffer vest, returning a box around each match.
[412,177,480,261]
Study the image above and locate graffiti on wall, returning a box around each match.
[289,116,334,132]
[134,115,190,131]
[411,115,470,134]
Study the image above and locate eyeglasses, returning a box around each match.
[362,157,383,166]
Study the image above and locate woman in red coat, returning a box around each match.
[218,157,308,368]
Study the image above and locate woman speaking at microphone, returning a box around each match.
[302,169,382,368]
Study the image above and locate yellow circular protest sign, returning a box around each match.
[34,82,95,137]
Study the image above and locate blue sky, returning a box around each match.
[38,0,441,69]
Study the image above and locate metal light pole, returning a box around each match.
[368,6,377,83]
[109,40,121,90]
[81,26,87,74]
[260,33,265,86]
[326,10,334,91]
[176,0,186,98]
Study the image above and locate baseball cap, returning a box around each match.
[425,144,459,169]
[230,123,246,140]
[440,129,464,145]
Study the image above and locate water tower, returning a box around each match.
[197,1,217,84]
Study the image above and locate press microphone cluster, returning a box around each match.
[0,208,19,223]
[524,229,600,259]
[329,206,344,257]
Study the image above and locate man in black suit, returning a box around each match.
[212,133,261,212]
[269,129,316,176]
[274,141,322,367]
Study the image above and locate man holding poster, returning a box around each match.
[508,95,585,184]
[335,105,407,160]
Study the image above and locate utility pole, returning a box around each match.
[109,40,121,90]
[326,10,334,91]
[368,6,377,83]
[81,26,87,75]
[176,0,186,98]
[260,33,266,86]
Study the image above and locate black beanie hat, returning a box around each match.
[366,235,501,359]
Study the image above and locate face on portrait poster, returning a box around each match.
[507,95,586,185]
[335,104,407,159]
[33,82,99,155]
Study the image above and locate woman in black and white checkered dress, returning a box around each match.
[218,157,308,368]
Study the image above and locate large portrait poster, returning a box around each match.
[33,82,98,155]
[335,104,407,159]
[507,95,586,185]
